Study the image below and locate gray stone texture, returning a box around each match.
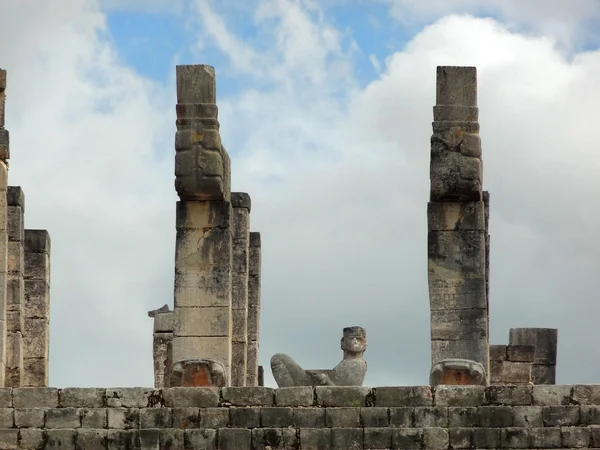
[151,311,172,389]
[23,230,50,387]
[509,327,558,385]
[230,192,250,387]
[174,65,231,202]
[428,67,488,381]
[246,232,261,387]
[5,187,24,388]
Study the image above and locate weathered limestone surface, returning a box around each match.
[231,192,250,387]
[172,65,233,386]
[246,232,261,387]
[148,306,172,389]
[0,70,8,387]
[0,385,593,449]
[23,230,50,387]
[5,187,24,387]
[490,344,534,384]
[271,327,367,387]
[428,67,489,382]
[510,328,558,384]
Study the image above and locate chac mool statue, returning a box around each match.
[270,326,367,387]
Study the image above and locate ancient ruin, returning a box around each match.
[0,63,593,449]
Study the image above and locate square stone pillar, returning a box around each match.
[23,230,50,387]
[246,231,261,386]
[0,69,9,386]
[171,65,233,386]
[509,328,557,384]
[151,310,173,389]
[230,193,250,386]
[427,67,489,382]
[5,187,24,387]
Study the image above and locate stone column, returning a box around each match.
[428,66,488,385]
[171,65,233,386]
[0,70,9,386]
[246,231,261,386]
[231,193,250,386]
[151,310,173,389]
[509,328,557,384]
[22,230,50,387]
[5,187,24,387]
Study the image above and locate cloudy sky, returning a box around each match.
[2,0,600,388]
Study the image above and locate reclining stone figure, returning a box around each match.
[271,326,367,387]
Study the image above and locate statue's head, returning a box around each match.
[341,326,367,356]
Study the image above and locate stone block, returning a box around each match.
[507,344,535,362]
[22,358,47,388]
[218,428,249,450]
[0,429,17,450]
[80,408,107,428]
[7,207,22,242]
[44,429,76,449]
[104,388,154,408]
[427,201,484,231]
[430,152,482,202]
[294,408,325,427]
[13,387,58,408]
[231,192,251,211]
[423,427,449,449]
[542,405,580,426]
[428,230,485,275]
[428,272,486,312]
[489,361,532,384]
[434,385,485,406]
[509,327,557,365]
[23,317,48,359]
[430,309,487,340]
[275,386,313,406]
[0,389,13,408]
[413,407,448,427]
[500,427,531,448]
[330,428,362,450]
[448,407,477,427]
[246,305,260,341]
[171,358,226,388]
[391,428,423,449]
[375,386,433,407]
[0,408,12,428]
[153,312,173,333]
[315,386,370,407]
[139,407,171,428]
[23,280,49,319]
[360,407,389,427]
[430,339,488,365]
[449,427,472,449]
[23,230,50,255]
[171,407,199,428]
[163,387,220,408]
[485,385,532,405]
[260,407,293,427]
[513,405,542,427]
[573,385,600,405]
[532,385,571,406]
[478,406,513,427]
[489,345,507,362]
[7,242,23,274]
[6,331,22,367]
[229,407,260,427]
[299,428,331,450]
[14,408,44,428]
[581,405,600,425]
[473,428,500,448]
[325,407,360,427]
[231,275,248,311]
[251,428,285,450]
[389,407,413,427]
[171,337,231,367]
[530,427,561,448]
[19,427,44,449]
[6,187,24,210]
[433,105,478,122]
[562,425,591,447]
[231,309,247,342]
[221,387,273,406]
[436,66,477,106]
[199,407,229,428]
[364,427,393,448]
[75,429,107,449]
[45,408,81,428]
[176,64,216,103]
[532,364,556,384]
[173,270,232,308]
[107,408,140,430]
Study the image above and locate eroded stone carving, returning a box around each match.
[429,358,487,387]
[271,327,367,387]
[171,358,226,387]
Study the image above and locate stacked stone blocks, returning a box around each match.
[0,385,592,448]
[427,67,489,375]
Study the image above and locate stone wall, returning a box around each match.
[0,385,595,448]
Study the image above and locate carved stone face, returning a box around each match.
[341,335,367,354]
